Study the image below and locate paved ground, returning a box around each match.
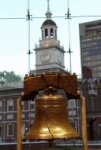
[89,148,101,150]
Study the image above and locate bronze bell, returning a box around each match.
[25,87,80,140]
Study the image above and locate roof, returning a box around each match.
[41,19,57,27]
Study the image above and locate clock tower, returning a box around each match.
[35,0,65,73]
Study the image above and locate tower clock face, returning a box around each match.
[40,51,51,62]
[57,53,62,65]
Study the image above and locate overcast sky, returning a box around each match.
[0,0,101,77]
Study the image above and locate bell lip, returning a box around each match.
[24,135,80,141]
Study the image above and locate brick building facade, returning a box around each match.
[0,82,36,143]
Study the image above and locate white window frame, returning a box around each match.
[21,101,25,110]
[7,114,13,120]
[7,124,14,136]
[7,99,14,112]
[29,101,35,110]
[68,99,76,108]
[0,101,2,112]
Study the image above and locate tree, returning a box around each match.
[0,71,22,83]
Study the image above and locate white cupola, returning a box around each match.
[41,0,57,40]
[34,0,65,73]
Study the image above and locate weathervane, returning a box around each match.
[45,0,52,19]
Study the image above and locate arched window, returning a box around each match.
[55,29,57,39]
[42,30,44,39]
[50,28,53,37]
[45,28,48,38]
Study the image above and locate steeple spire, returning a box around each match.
[45,0,52,19]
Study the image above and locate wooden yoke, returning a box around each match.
[22,72,80,100]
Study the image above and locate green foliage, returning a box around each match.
[0,71,22,83]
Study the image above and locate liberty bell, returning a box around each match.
[25,86,80,140]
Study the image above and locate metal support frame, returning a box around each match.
[17,96,22,150]
[81,96,88,150]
